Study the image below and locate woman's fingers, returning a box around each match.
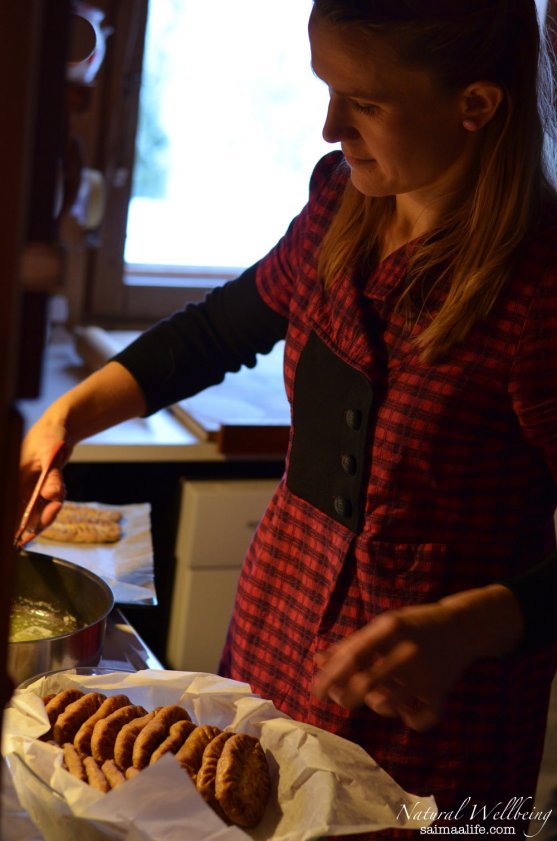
[312,607,455,731]
[38,465,66,505]
[313,614,401,700]
[37,496,64,531]
[326,669,377,708]
[17,444,67,538]
[397,701,441,732]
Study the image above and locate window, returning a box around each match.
[77,0,551,327]
[126,0,333,276]
[86,0,335,325]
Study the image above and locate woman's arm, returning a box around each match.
[18,361,147,531]
[18,265,288,534]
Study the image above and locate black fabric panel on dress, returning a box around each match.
[286,330,374,533]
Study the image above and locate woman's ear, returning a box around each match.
[461,82,504,131]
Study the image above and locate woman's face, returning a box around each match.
[309,12,477,205]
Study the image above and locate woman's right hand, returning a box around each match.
[16,419,71,538]
[311,584,526,731]
[16,361,148,541]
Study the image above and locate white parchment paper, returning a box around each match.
[2,669,437,841]
[28,502,156,605]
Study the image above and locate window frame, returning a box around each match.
[74,0,306,327]
[64,0,226,328]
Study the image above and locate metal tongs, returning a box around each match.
[14,441,65,551]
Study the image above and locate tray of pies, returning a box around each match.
[2,668,436,840]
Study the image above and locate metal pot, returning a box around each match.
[8,551,114,686]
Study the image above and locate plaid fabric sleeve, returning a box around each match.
[255,151,346,317]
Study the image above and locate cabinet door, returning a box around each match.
[0,0,70,802]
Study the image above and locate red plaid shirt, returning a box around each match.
[220,152,557,837]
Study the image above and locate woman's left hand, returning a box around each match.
[311,585,525,731]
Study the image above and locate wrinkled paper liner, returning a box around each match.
[29,501,156,605]
[2,669,436,841]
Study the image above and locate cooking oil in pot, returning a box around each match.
[9,597,82,642]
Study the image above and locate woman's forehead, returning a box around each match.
[309,12,430,99]
[310,0,499,24]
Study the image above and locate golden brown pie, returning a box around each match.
[39,689,272,827]
[44,689,84,728]
[132,704,192,769]
[91,704,147,764]
[214,733,271,828]
[175,724,221,780]
[53,692,106,744]
[40,520,121,544]
[113,710,157,771]
[149,719,197,765]
[62,742,86,783]
[58,503,122,524]
[74,694,131,755]
[101,759,126,789]
[196,730,234,806]
[83,756,110,793]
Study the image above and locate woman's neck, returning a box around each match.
[378,188,462,261]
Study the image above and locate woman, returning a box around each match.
[18,0,557,835]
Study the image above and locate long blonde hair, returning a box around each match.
[313,0,557,361]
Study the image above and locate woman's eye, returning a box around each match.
[353,101,378,115]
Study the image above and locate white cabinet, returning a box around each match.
[166,478,278,672]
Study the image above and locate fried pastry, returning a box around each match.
[91,704,147,764]
[53,692,106,744]
[113,710,157,771]
[132,705,191,769]
[40,687,272,827]
[215,733,271,828]
[74,694,132,755]
[62,742,87,782]
[83,756,110,793]
[40,520,121,544]
[102,759,126,790]
[196,730,234,805]
[58,503,122,524]
[149,719,197,765]
[175,724,221,780]
[44,689,84,727]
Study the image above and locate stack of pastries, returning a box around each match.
[40,502,122,544]
[41,688,271,828]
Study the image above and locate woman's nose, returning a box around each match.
[322,96,355,144]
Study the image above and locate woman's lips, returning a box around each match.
[343,153,373,167]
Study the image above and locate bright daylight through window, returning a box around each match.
[125,0,335,280]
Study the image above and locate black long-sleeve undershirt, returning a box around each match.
[112,263,287,416]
